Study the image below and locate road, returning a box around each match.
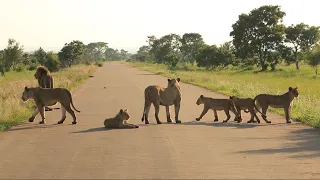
[0,61,320,179]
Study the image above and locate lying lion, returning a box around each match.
[104,109,139,129]
[21,86,80,124]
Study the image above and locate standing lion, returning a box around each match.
[34,66,55,111]
[141,78,182,124]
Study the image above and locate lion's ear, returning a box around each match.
[120,109,124,114]
[177,78,180,82]
[25,86,28,91]
[168,79,171,82]
[289,87,293,91]
[229,96,232,99]
[124,109,128,112]
[200,95,203,98]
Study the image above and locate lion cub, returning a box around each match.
[104,109,139,129]
[229,96,262,123]
[195,95,241,122]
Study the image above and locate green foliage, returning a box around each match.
[307,45,320,75]
[94,61,103,67]
[45,52,61,72]
[34,47,47,65]
[3,39,24,71]
[58,40,86,67]
[180,33,205,62]
[85,42,108,61]
[230,5,286,71]
[285,23,320,69]
[196,45,235,68]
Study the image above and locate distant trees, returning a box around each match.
[0,38,129,76]
[132,5,320,72]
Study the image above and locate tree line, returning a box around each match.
[0,39,131,75]
[131,5,320,74]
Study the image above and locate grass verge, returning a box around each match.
[124,61,320,128]
[0,64,98,131]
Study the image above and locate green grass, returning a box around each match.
[0,64,98,131]
[124,61,320,128]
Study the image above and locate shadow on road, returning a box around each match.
[235,128,320,159]
[71,127,112,133]
[173,120,289,129]
[135,72,163,76]
[7,123,60,132]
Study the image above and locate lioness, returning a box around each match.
[196,95,241,122]
[104,109,139,129]
[141,78,182,124]
[34,66,56,111]
[229,96,264,123]
[253,87,299,123]
[21,86,80,124]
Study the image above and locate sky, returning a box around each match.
[0,0,319,53]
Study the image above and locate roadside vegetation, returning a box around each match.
[0,39,131,131]
[126,5,320,128]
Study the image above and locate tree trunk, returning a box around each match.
[295,61,300,70]
[259,50,266,71]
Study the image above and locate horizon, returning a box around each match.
[1,0,319,54]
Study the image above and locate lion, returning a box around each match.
[141,78,182,124]
[104,109,139,129]
[253,87,299,124]
[195,95,241,123]
[229,96,265,123]
[21,86,80,124]
[34,66,56,111]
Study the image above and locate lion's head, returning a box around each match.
[22,86,35,102]
[118,108,130,121]
[288,87,299,97]
[196,95,205,105]
[34,66,50,80]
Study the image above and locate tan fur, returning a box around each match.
[253,87,299,123]
[34,66,55,111]
[104,109,139,129]
[141,78,182,124]
[21,86,80,124]
[195,95,241,123]
[229,96,264,123]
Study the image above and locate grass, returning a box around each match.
[124,61,320,128]
[0,64,98,131]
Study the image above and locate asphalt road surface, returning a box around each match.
[1,61,320,179]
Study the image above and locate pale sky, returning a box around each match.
[0,0,319,53]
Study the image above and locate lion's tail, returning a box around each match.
[253,96,265,117]
[67,90,81,113]
[141,88,150,122]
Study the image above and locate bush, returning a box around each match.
[15,63,25,72]
[45,53,61,72]
[95,61,103,67]
[27,63,38,71]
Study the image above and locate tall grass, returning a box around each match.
[125,61,320,128]
[0,64,98,131]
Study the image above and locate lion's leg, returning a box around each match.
[154,104,162,124]
[63,103,77,125]
[261,106,271,123]
[119,123,139,129]
[165,106,172,123]
[222,109,231,122]
[284,106,292,123]
[58,106,67,124]
[38,105,46,124]
[213,110,219,122]
[143,104,151,124]
[29,107,40,122]
[234,107,242,122]
[196,107,209,121]
[174,102,181,123]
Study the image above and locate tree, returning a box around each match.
[105,48,121,60]
[180,33,205,62]
[58,40,85,67]
[86,42,108,61]
[150,33,182,67]
[120,49,129,60]
[45,52,61,72]
[196,45,234,68]
[307,45,320,75]
[34,47,47,65]
[3,38,24,71]
[285,23,320,70]
[230,5,286,71]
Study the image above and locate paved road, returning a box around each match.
[0,62,320,179]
